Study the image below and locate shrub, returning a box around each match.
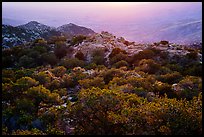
[50,66,67,77]
[91,49,106,65]
[12,128,45,135]
[41,53,58,66]
[109,53,128,65]
[112,60,129,68]
[64,87,144,135]
[79,77,105,89]
[19,55,35,68]
[109,48,127,59]
[156,71,183,84]
[131,49,155,65]
[70,35,87,46]
[54,42,67,59]
[60,58,85,69]
[138,59,161,74]
[174,76,202,100]
[101,68,124,84]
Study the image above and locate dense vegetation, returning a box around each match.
[2,36,202,135]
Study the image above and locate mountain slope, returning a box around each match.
[147,20,202,44]
[57,23,96,37]
[2,21,96,48]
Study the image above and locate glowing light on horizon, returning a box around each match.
[102,2,151,8]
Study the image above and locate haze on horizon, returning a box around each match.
[2,2,202,43]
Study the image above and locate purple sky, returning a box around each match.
[2,2,202,42]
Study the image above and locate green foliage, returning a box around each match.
[109,48,127,59]
[41,52,58,66]
[2,38,202,135]
[54,42,67,59]
[52,88,67,97]
[16,76,39,89]
[137,59,161,74]
[79,77,105,89]
[110,53,129,65]
[15,98,35,113]
[112,60,129,68]
[50,66,67,77]
[25,85,61,110]
[91,49,106,65]
[156,71,183,84]
[12,128,45,135]
[2,69,15,83]
[48,36,67,44]
[131,49,155,65]
[19,55,35,68]
[70,35,87,46]
[175,76,202,100]
[60,58,85,69]
[101,68,124,84]
[65,87,144,135]
[34,71,52,86]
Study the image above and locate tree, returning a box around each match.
[19,55,35,68]
[41,53,58,66]
[91,49,106,65]
[54,42,67,59]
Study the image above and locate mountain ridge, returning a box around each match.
[2,21,96,48]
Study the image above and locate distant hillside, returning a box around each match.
[144,20,202,44]
[2,21,96,48]
[57,23,96,37]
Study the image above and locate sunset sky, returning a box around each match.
[2,2,201,42]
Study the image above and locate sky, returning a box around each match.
[2,2,152,26]
[2,2,202,42]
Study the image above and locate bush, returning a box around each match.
[137,59,161,74]
[79,77,105,89]
[12,128,45,135]
[64,87,144,135]
[70,35,87,46]
[91,49,106,65]
[101,68,124,84]
[54,42,67,59]
[156,71,183,84]
[131,49,155,65]
[60,58,85,69]
[109,53,129,65]
[112,60,129,68]
[109,48,127,59]
[50,66,67,77]
[41,53,58,66]
[174,76,202,100]
[19,55,35,68]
